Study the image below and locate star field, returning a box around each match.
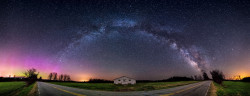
[0,0,250,81]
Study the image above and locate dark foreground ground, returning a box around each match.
[38,81,211,96]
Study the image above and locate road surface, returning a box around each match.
[37,81,211,96]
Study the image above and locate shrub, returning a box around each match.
[210,70,224,84]
[242,77,250,82]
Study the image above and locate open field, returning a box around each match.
[48,81,198,91]
[17,82,36,96]
[0,82,26,95]
[214,81,250,96]
[0,81,36,96]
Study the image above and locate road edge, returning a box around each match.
[206,81,217,96]
[28,82,38,96]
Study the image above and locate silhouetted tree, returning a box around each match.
[59,74,63,81]
[60,74,71,81]
[210,70,224,84]
[66,75,71,81]
[24,68,39,80]
[63,74,67,81]
[203,72,209,80]
[50,73,70,81]
[52,72,57,80]
[234,75,241,80]
[48,73,53,80]
[39,76,42,80]
[23,68,39,85]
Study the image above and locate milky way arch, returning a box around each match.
[58,19,209,73]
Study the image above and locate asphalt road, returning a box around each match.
[37,81,211,96]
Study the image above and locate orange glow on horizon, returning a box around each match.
[79,79,89,82]
[227,71,250,80]
[74,73,92,82]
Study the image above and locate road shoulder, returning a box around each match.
[207,82,217,96]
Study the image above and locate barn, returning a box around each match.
[114,76,136,85]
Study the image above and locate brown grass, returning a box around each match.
[207,82,217,96]
[27,82,38,96]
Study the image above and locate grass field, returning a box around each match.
[17,82,36,96]
[49,81,198,91]
[0,81,36,96]
[214,81,250,96]
[0,82,26,95]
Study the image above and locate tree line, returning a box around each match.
[1,68,249,86]
[48,72,71,81]
[21,68,72,85]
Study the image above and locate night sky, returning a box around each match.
[1,0,250,81]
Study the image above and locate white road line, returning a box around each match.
[205,81,211,96]
[38,82,41,96]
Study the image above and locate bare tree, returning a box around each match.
[59,74,63,81]
[53,72,57,80]
[234,75,241,80]
[67,75,71,81]
[50,73,70,81]
[210,70,224,84]
[48,73,53,80]
[63,74,67,81]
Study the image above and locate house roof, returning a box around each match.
[113,76,135,80]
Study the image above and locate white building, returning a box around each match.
[114,76,136,85]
